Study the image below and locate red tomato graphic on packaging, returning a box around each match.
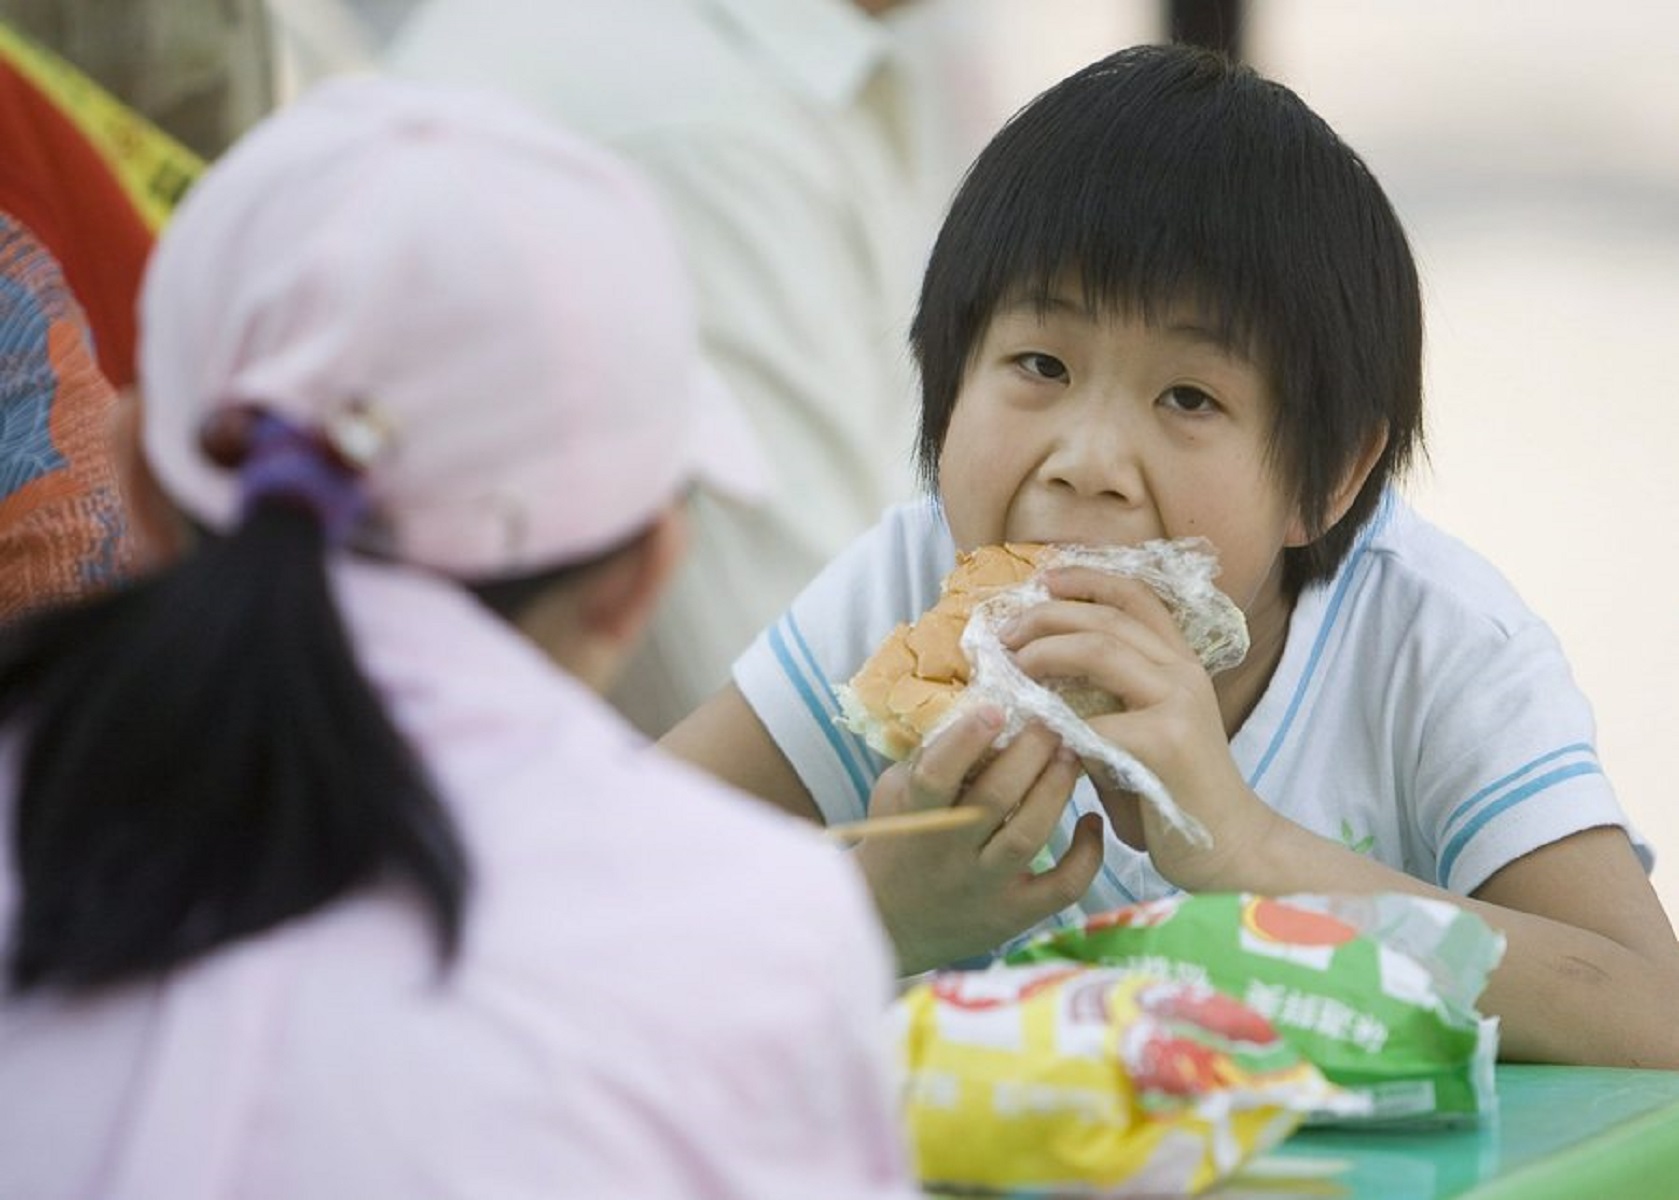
[1241,897,1358,948]
[1140,985,1278,1046]
[1129,1033,1231,1097]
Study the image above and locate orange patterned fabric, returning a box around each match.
[0,213,136,619]
[0,20,203,389]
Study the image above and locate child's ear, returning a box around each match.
[1284,429,1389,548]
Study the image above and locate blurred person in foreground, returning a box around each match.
[388,0,947,736]
[0,77,916,1200]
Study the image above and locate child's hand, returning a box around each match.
[855,707,1104,975]
[1000,566,1277,890]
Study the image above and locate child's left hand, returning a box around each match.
[1004,568,1679,1072]
[998,565,1279,889]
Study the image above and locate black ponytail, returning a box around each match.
[1,501,469,993]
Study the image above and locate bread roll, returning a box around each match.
[835,541,1247,761]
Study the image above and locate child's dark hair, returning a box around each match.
[912,44,1424,592]
[0,501,470,993]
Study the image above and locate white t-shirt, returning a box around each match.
[735,491,1651,950]
[0,561,917,1200]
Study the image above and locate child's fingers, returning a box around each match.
[979,743,1080,870]
[1035,569,1196,660]
[1003,597,1182,669]
[1010,630,1173,713]
[901,704,1006,811]
[954,723,1063,829]
[1042,566,1177,620]
[1012,810,1106,919]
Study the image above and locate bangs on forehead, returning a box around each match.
[969,124,1284,370]
[996,268,1264,368]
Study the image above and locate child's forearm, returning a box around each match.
[1211,814,1679,1069]
[1465,902,1679,1067]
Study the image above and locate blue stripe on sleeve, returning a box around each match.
[767,619,874,809]
[1436,758,1603,887]
[786,614,879,779]
[1438,743,1597,845]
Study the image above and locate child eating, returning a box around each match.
[665,44,1679,1070]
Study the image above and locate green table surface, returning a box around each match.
[1215,1064,1679,1199]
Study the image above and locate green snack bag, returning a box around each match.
[1005,892,1505,1125]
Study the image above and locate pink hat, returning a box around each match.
[139,77,768,577]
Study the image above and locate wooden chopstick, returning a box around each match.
[822,806,988,844]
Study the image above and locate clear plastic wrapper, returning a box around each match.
[837,539,1248,843]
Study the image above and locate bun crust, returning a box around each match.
[837,544,1063,759]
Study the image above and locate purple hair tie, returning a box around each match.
[237,413,369,546]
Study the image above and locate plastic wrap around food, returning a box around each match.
[894,964,1356,1197]
[1006,893,1506,1125]
[836,539,1249,845]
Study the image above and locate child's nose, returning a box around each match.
[1039,404,1145,503]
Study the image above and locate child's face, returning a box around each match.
[937,290,1307,620]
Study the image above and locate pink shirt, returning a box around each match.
[0,561,918,1199]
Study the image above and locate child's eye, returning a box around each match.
[1015,352,1069,382]
[1161,385,1219,414]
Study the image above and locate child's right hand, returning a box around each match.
[854,707,1104,975]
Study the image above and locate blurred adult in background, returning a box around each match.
[263,0,423,97]
[389,0,951,736]
[0,0,271,160]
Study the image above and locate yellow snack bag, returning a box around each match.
[895,964,1356,1196]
